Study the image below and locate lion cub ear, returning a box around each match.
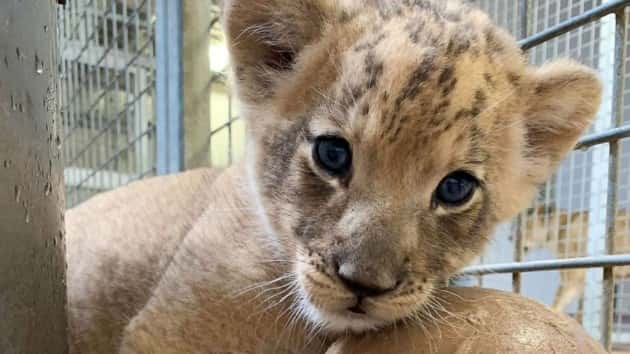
[222,0,334,103]
[522,59,602,184]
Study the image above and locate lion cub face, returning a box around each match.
[223,0,601,332]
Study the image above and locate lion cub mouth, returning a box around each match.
[293,257,432,333]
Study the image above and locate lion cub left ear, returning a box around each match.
[222,0,335,103]
[522,59,602,184]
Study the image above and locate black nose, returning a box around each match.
[336,264,398,297]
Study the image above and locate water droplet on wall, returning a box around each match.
[14,185,21,203]
[35,54,44,75]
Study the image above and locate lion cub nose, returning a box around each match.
[336,262,398,297]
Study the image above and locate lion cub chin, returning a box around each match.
[67,0,603,353]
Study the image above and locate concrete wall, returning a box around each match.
[0,1,68,353]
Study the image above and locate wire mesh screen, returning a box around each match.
[468,0,630,348]
[208,2,244,167]
[57,0,157,207]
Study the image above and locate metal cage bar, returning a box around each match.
[155,0,183,175]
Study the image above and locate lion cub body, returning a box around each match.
[67,0,604,353]
[67,166,327,353]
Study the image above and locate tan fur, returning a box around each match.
[327,287,605,354]
[522,206,630,312]
[66,0,603,353]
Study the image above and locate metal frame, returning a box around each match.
[155,0,184,175]
[58,0,158,207]
[461,2,630,349]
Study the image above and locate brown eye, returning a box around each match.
[313,136,352,177]
[435,171,478,206]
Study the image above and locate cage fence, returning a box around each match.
[56,0,630,351]
[465,0,630,349]
[58,0,157,207]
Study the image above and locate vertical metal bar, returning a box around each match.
[156,0,183,175]
[513,217,523,293]
[603,8,627,351]
[584,1,616,340]
[520,0,529,39]
[111,0,121,187]
[512,0,530,295]
[228,88,233,165]
[102,2,112,191]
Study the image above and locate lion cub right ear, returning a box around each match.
[222,0,335,103]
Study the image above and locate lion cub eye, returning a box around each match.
[434,171,478,207]
[313,136,352,177]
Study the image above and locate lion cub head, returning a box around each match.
[222,0,601,332]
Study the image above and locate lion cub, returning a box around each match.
[66,0,603,353]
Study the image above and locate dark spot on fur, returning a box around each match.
[438,120,454,134]
[442,78,458,97]
[472,90,487,116]
[455,109,473,120]
[339,85,366,110]
[438,66,454,85]
[432,100,450,116]
[483,73,495,88]
[338,10,353,24]
[484,28,504,55]
[454,90,487,120]
[405,20,426,44]
[381,91,390,103]
[396,54,435,105]
[262,119,307,197]
[361,103,370,116]
[389,124,404,143]
[507,72,521,86]
[446,35,471,56]
[354,32,386,53]
[365,52,384,89]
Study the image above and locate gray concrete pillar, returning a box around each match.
[183,0,212,169]
[0,1,68,353]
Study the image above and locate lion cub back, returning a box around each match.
[66,168,221,353]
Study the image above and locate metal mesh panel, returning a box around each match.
[208,2,244,167]
[58,0,157,207]
[469,0,527,38]
[473,0,630,347]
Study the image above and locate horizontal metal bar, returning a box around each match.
[70,127,155,192]
[575,124,630,149]
[209,116,241,137]
[459,255,630,276]
[519,0,630,50]
[63,35,154,114]
[64,79,155,164]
